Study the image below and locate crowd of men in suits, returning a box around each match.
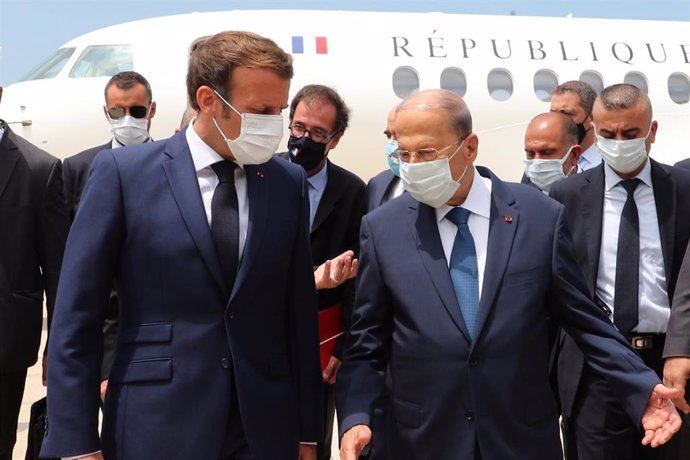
[1,29,690,460]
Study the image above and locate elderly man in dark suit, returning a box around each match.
[550,83,690,460]
[337,89,682,460]
[0,121,69,460]
[42,31,321,460]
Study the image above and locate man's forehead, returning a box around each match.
[593,103,649,127]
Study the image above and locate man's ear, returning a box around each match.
[196,86,218,115]
[328,130,344,150]
[149,101,157,119]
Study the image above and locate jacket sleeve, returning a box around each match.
[664,241,690,358]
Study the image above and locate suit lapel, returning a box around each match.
[473,175,518,344]
[410,202,472,342]
[231,164,268,300]
[650,160,675,285]
[0,128,20,200]
[582,167,605,294]
[162,133,226,295]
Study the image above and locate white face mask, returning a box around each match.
[109,115,150,146]
[213,90,283,166]
[595,123,652,174]
[523,146,575,193]
[399,141,468,208]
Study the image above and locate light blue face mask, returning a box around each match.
[385,139,400,177]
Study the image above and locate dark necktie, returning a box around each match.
[614,178,641,336]
[446,207,480,339]
[211,161,239,293]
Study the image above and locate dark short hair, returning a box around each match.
[186,31,293,111]
[104,71,152,103]
[552,80,597,114]
[289,85,350,133]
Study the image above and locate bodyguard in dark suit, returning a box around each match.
[550,83,690,460]
[62,72,156,394]
[283,84,366,460]
[337,89,682,460]
[0,122,69,460]
[41,32,321,460]
[366,106,402,212]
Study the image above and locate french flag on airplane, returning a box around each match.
[292,36,328,54]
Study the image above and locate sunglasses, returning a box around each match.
[107,105,149,119]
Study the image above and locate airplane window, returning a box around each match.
[21,48,76,81]
[488,69,513,101]
[579,71,604,94]
[534,69,559,102]
[440,68,467,97]
[624,72,649,94]
[392,66,420,98]
[69,45,133,78]
[668,73,690,104]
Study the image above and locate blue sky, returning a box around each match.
[0,0,688,85]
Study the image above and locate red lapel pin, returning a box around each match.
[504,216,513,223]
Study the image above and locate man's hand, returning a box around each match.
[640,383,683,447]
[299,443,316,460]
[340,424,371,460]
[314,250,359,290]
[322,357,342,384]
[42,355,47,386]
[663,357,690,413]
[100,379,109,403]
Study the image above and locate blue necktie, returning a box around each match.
[211,161,239,294]
[446,207,480,339]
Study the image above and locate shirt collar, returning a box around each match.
[186,118,225,172]
[604,157,652,191]
[0,126,4,142]
[307,161,328,192]
[580,143,600,164]
[436,166,492,223]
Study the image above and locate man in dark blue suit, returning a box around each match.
[42,31,321,460]
[337,89,681,460]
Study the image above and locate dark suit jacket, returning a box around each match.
[366,169,399,212]
[665,241,690,358]
[42,132,322,460]
[674,158,690,170]
[337,167,658,459]
[0,124,69,371]
[63,141,119,379]
[63,141,111,220]
[550,160,690,417]
[309,160,366,358]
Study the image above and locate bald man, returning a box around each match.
[551,83,690,460]
[365,105,404,211]
[337,89,681,460]
[522,112,582,193]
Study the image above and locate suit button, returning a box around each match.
[221,357,230,369]
[228,311,234,319]
[465,410,475,423]
[469,359,478,367]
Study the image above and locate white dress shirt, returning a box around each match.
[0,125,5,141]
[435,167,493,299]
[596,160,670,333]
[186,121,249,261]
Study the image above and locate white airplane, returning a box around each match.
[0,10,688,181]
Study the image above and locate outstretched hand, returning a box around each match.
[641,383,682,447]
[663,357,690,414]
[314,250,359,290]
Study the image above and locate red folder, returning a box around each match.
[318,304,343,371]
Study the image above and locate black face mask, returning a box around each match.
[576,111,592,143]
[287,135,328,171]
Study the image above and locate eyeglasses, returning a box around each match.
[289,123,337,143]
[107,105,149,120]
[391,140,462,163]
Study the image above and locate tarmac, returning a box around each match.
[12,318,340,459]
